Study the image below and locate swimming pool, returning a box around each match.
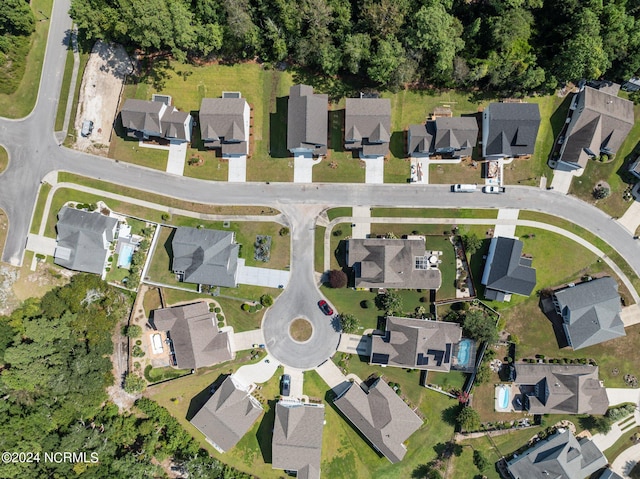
[498,385,510,410]
[457,338,472,367]
[117,244,135,269]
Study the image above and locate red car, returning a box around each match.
[318,299,333,316]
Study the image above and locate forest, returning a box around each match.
[0,0,37,93]
[0,275,253,479]
[69,0,640,93]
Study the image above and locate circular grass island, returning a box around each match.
[289,318,313,342]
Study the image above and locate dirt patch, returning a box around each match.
[290,318,313,342]
[74,41,134,155]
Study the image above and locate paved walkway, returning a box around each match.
[493,209,519,238]
[230,329,265,352]
[337,334,371,355]
[316,359,350,396]
[166,142,187,175]
[25,234,57,256]
[363,157,384,184]
[293,154,321,183]
[234,355,279,385]
[611,443,640,478]
[237,260,290,288]
[228,156,247,182]
[283,366,304,399]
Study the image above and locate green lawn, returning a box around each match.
[108,134,169,170]
[183,149,229,181]
[0,0,53,118]
[63,52,90,146]
[54,46,75,131]
[603,426,640,463]
[29,182,53,234]
[568,101,640,218]
[371,208,498,219]
[321,286,382,332]
[326,207,353,221]
[0,145,8,174]
[315,226,326,273]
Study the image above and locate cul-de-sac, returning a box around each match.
[2,1,640,478]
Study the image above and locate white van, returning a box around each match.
[452,184,477,193]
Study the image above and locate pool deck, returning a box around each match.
[495,384,524,413]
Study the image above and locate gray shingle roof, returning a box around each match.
[152,301,232,370]
[121,99,164,135]
[287,85,328,154]
[345,98,391,157]
[54,207,118,275]
[199,97,249,155]
[432,117,478,157]
[272,401,324,478]
[190,375,263,452]
[507,429,607,479]
[514,363,609,415]
[553,277,625,350]
[559,86,634,168]
[599,469,625,479]
[370,317,462,372]
[481,236,536,299]
[407,123,435,155]
[347,238,442,290]
[333,378,422,463]
[171,227,239,287]
[483,103,540,157]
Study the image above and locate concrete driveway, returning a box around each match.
[228,155,246,182]
[293,154,321,183]
[363,156,384,183]
[234,355,279,385]
[611,442,640,478]
[25,234,57,256]
[283,367,304,399]
[621,305,640,327]
[550,168,577,193]
[618,200,640,234]
[230,329,265,352]
[237,261,290,288]
[337,334,371,356]
[493,209,519,238]
[166,141,187,175]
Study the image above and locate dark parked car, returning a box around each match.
[318,299,333,316]
[281,374,291,396]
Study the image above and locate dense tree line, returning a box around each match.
[70,0,640,93]
[0,275,251,478]
[0,0,37,93]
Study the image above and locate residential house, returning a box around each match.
[599,469,625,479]
[370,316,463,372]
[552,277,626,350]
[333,378,423,463]
[344,97,392,158]
[54,206,118,276]
[513,363,609,415]
[629,154,640,180]
[199,93,250,157]
[190,375,263,452]
[120,98,192,143]
[347,238,442,290]
[622,77,640,92]
[287,85,328,156]
[152,301,233,370]
[507,429,607,479]
[481,236,536,302]
[407,117,478,159]
[482,102,540,159]
[171,226,239,288]
[272,400,324,479]
[556,85,634,171]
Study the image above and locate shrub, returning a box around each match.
[214,307,221,313]
[332,229,343,237]
[473,450,489,471]
[260,294,274,307]
[132,345,145,357]
[457,406,481,432]
[328,269,348,288]
[361,299,372,309]
[462,233,482,255]
[124,373,146,393]
[241,303,250,311]
[126,324,143,338]
[216,313,224,321]
[161,213,171,221]
[593,185,610,199]
[279,227,290,236]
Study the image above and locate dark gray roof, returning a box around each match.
[121,99,164,135]
[370,317,462,372]
[345,98,391,157]
[347,238,442,290]
[190,375,263,452]
[334,378,422,463]
[152,301,232,370]
[481,237,536,299]
[287,85,328,154]
[171,227,239,287]
[272,401,324,478]
[514,363,609,415]
[559,86,634,168]
[54,207,118,275]
[432,117,478,157]
[507,429,607,479]
[407,123,435,155]
[161,108,191,141]
[483,103,540,157]
[553,277,625,350]
[200,97,249,155]
[599,469,625,479]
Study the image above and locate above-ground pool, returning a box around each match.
[498,385,510,410]
[457,338,472,367]
[117,244,135,269]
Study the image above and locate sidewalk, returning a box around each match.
[493,209,519,238]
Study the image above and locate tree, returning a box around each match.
[125,324,143,338]
[457,406,481,431]
[593,185,610,199]
[375,290,403,314]
[343,33,371,74]
[0,0,36,36]
[463,310,498,344]
[462,233,482,255]
[474,363,491,385]
[328,269,348,288]
[473,450,489,471]
[367,36,405,86]
[260,294,273,307]
[339,313,360,333]
[124,373,147,394]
